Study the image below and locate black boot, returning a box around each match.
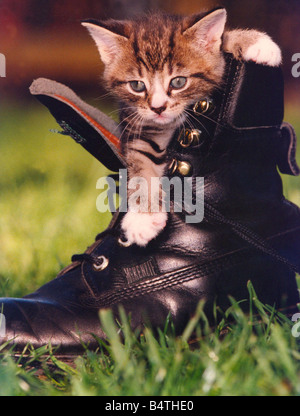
[0,54,299,354]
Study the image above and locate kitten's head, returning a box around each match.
[82,8,226,127]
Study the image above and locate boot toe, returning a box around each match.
[0,297,104,353]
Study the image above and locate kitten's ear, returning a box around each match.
[82,19,129,65]
[183,8,227,51]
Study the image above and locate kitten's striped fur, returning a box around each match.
[83,8,281,246]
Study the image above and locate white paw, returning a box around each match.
[244,35,282,67]
[121,211,167,247]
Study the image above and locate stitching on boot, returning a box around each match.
[58,120,87,144]
[89,250,251,307]
[221,59,243,124]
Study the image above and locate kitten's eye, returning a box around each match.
[129,81,146,93]
[170,77,187,90]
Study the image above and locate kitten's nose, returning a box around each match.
[151,104,167,115]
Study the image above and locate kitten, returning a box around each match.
[82,8,281,246]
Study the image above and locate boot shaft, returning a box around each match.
[167,54,299,220]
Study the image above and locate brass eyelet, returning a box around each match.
[193,99,214,115]
[176,160,192,177]
[168,158,178,175]
[118,237,131,247]
[93,255,109,271]
[168,158,192,177]
[178,129,202,148]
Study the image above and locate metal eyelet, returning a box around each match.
[168,158,178,175]
[178,129,202,148]
[118,237,131,247]
[193,99,214,115]
[93,255,109,271]
[177,160,192,176]
[168,158,192,177]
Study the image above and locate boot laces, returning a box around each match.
[71,228,128,269]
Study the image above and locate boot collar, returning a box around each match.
[170,54,299,177]
[173,53,284,149]
[214,53,284,131]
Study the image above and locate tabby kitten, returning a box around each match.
[82,8,281,246]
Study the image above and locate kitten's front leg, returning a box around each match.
[121,162,168,247]
[122,210,168,247]
[223,29,282,67]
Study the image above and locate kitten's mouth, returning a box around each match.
[141,109,183,127]
[153,114,170,124]
[151,112,179,126]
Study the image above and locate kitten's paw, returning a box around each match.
[244,35,282,66]
[121,211,168,247]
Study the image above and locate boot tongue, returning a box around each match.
[30,78,125,172]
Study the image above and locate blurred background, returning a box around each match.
[0,0,300,296]
[1,0,300,101]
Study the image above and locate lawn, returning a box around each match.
[0,98,300,396]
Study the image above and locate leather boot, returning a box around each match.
[0,54,299,354]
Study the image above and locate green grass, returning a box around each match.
[0,102,112,297]
[0,100,300,396]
